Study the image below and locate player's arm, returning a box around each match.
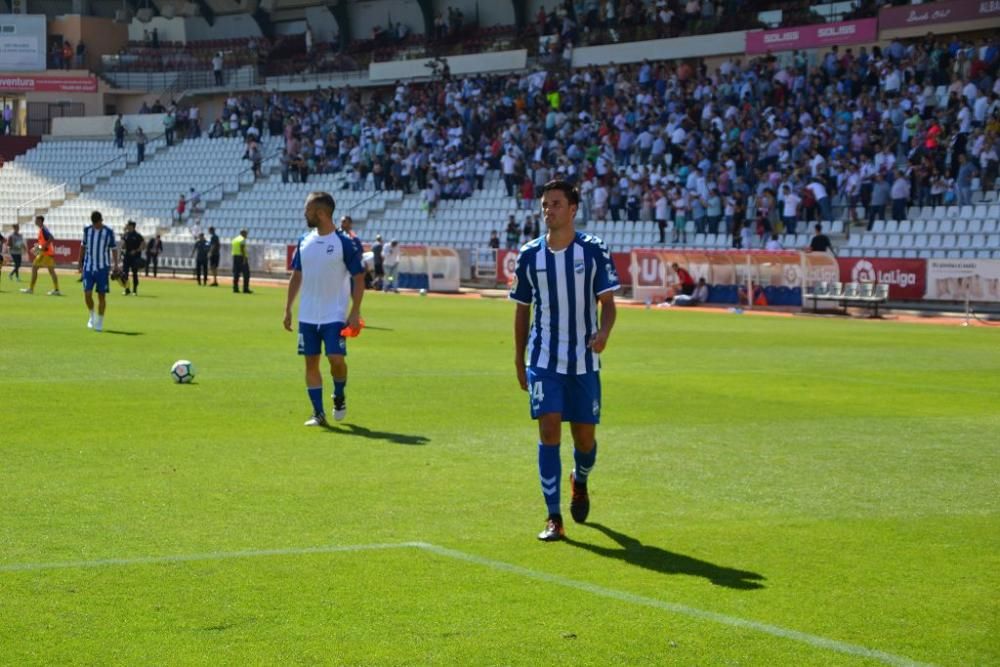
[590,291,616,353]
[348,272,364,330]
[283,270,302,331]
[514,303,530,391]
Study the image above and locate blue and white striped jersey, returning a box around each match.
[81,225,116,272]
[509,232,620,375]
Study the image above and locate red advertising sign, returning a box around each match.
[746,18,878,54]
[837,257,926,300]
[27,239,81,264]
[879,0,1000,30]
[497,249,633,287]
[0,75,98,93]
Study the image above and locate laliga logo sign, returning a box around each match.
[851,259,877,283]
[53,244,72,258]
[851,260,918,287]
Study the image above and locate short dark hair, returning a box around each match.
[35,215,44,223]
[91,211,103,224]
[307,191,336,215]
[540,179,580,207]
[208,226,215,233]
[814,223,823,232]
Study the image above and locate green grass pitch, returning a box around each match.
[2,278,998,665]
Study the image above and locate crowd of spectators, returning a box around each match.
[190,28,998,251]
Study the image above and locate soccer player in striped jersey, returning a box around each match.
[284,192,366,426]
[80,211,119,332]
[510,180,620,541]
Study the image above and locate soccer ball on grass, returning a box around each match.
[170,360,195,384]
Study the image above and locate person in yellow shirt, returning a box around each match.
[231,228,251,293]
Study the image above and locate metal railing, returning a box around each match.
[179,146,285,223]
[77,153,128,191]
[15,182,68,220]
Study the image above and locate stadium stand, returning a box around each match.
[37,137,279,241]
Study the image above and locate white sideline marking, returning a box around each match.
[0,542,422,573]
[411,543,934,667]
[1,541,934,667]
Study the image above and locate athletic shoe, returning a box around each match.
[123,289,131,296]
[93,319,103,332]
[537,515,565,542]
[19,288,32,294]
[569,473,590,524]
[304,413,328,427]
[47,289,61,296]
[87,314,94,329]
[333,396,347,422]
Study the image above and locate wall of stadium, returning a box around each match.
[127,15,263,43]
[369,49,527,81]
[50,112,167,138]
[350,0,426,38]
[49,15,128,74]
[430,0,515,29]
[570,30,746,68]
[304,6,340,44]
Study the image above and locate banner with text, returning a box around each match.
[837,257,927,300]
[925,258,1000,302]
[879,0,1000,30]
[27,239,81,264]
[0,15,46,71]
[0,75,98,92]
[746,18,877,54]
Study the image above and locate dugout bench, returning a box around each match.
[805,281,890,317]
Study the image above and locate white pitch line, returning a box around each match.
[0,542,423,573]
[1,541,935,667]
[410,542,935,667]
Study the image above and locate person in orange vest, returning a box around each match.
[20,215,61,295]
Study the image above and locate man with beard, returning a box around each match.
[283,192,365,427]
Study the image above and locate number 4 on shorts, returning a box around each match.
[530,381,544,403]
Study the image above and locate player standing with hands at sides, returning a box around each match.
[510,180,620,541]
[284,192,365,427]
[80,211,119,332]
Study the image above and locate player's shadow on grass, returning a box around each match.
[324,423,429,445]
[565,523,765,590]
[102,330,144,336]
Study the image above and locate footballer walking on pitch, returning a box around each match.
[510,180,620,541]
[80,211,119,332]
[284,192,365,426]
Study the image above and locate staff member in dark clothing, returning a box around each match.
[231,228,251,293]
[7,222,25,281]
[371,234,384,290]
[145,233,162,276]
[208,226,221,286]
[121,220,145,295]
[192,232,210,285]
[808,223,835,254]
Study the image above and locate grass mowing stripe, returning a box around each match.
[413,543,937,667]
[0,542,423,573]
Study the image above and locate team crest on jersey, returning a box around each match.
[326,245,336,255]
[574,259,585,274]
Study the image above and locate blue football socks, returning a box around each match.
[307,386,324,416]
[538,443,561,517]
[573,442,597,486]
